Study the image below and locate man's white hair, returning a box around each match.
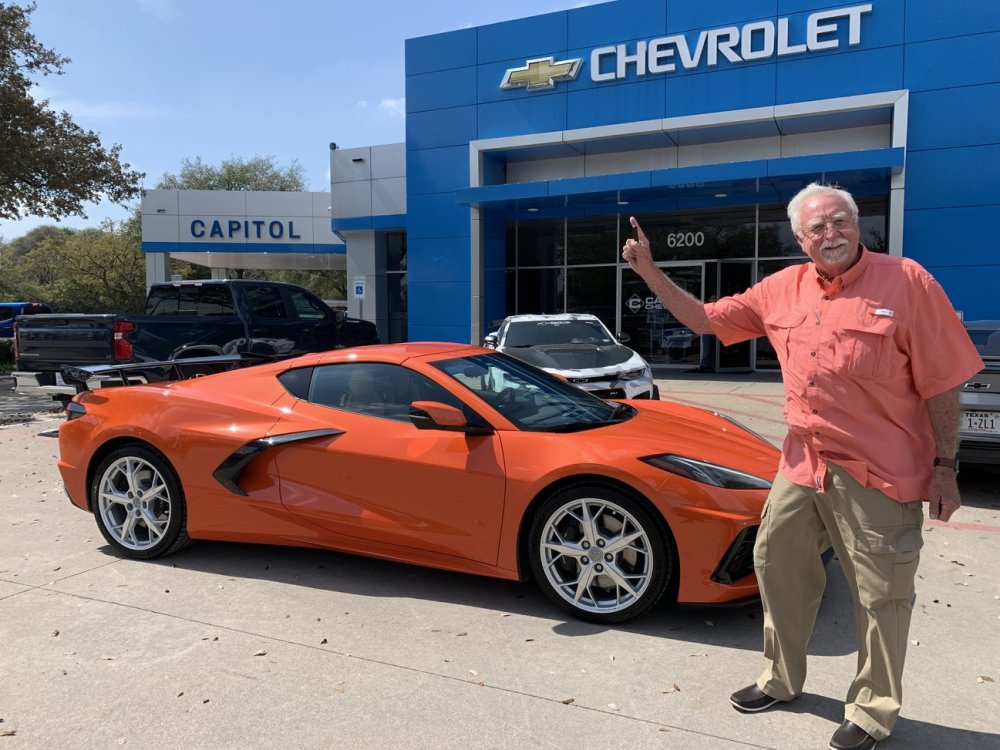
[787,183,859,235]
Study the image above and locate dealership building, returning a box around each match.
[142,0,1000,370]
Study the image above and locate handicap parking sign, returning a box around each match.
[352,275,366,300]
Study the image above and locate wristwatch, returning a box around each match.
[933,456,960,473]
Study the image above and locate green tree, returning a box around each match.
[0,3,144,220]
[18,222,146,313]
[157,156,306,192]
[0,224,73,299]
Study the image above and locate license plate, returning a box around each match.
[962,410,1000,435]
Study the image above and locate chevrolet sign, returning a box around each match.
[500,3,871,91]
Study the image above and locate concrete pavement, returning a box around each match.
[0,375,62,426]
[0,372,998,749]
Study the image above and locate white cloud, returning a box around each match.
[377,98,405,117]
[355,98,404,117]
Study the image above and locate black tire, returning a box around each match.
[528,483,674,623]
[90,444,190,559]
[651,384,660,400]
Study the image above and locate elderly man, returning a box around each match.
[622,183,982,750]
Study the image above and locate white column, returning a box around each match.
[145,252,170,290]
[341,230,383,340]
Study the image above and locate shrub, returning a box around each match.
[0,338,13,369]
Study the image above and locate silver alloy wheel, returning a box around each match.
[538,497,654,614]
[96,456,172,551]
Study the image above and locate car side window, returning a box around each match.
[306,363,465,422]
[277,367,314,399]
[180,285,235,315]
[288,289,331,321]
[144,286,179,315]
[246,285,288,320]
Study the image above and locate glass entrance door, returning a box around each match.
[621,263,703,366]
[715,260,755,371]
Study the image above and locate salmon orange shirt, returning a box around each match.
[705,249,984,502]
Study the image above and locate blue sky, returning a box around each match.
[1,0,597,241]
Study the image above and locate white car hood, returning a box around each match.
[503,344,646,378]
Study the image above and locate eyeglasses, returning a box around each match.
[802,217,854,239]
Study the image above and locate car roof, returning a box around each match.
[313,341,483,366]
[151,279,300,288]
[504,313,600,323]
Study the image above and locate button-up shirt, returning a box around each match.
[705,248,983,502]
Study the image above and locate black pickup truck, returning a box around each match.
[12,279,379,399]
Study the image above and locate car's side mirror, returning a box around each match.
[409,401,493,435]
[483,333,498,349]
[617,331,631,344]
[333,310,346,326]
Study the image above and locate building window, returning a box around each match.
[517,267,564,314]
[386,232,407,343]
[518,220,564,267]
[618,207,756,262]
[568,215,618,265]
[567,266,617,332]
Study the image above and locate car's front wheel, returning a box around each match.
[90,445,190,559]
[528,484,674,623]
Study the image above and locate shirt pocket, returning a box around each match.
[763,311,807,366]
[832,308,898,379]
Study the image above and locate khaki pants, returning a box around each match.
[753,462,924,740]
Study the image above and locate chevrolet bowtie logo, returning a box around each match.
[500,56,583,92]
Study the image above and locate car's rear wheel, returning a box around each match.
[90,445,190,559]
[528,484,674,623]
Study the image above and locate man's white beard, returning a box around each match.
[820,238,851,265]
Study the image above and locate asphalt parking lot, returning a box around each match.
[1,374,998,749]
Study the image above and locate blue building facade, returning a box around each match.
[332,0,1000,369]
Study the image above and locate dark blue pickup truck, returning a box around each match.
[11,280,378,399]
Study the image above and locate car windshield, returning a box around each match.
[433,352,633,431]
[503,319,615,348]
[964,320,1000,361]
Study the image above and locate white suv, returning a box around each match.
[483,313,658,400]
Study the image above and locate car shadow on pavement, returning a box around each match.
[553,552,858,659]
[956,465,1000,510]
[101,535,852,657]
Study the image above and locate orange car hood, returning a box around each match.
[590,400,780,481]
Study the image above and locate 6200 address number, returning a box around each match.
[665,232,705,248]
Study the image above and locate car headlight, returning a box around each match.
[618,366,649,381]
[641,454,772,490]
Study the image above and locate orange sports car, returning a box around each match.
[58,342,778,623]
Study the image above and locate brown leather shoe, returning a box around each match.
[829,720,879,750]
[729,684,779,713]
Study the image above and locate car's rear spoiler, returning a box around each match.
[61,354,273,394]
